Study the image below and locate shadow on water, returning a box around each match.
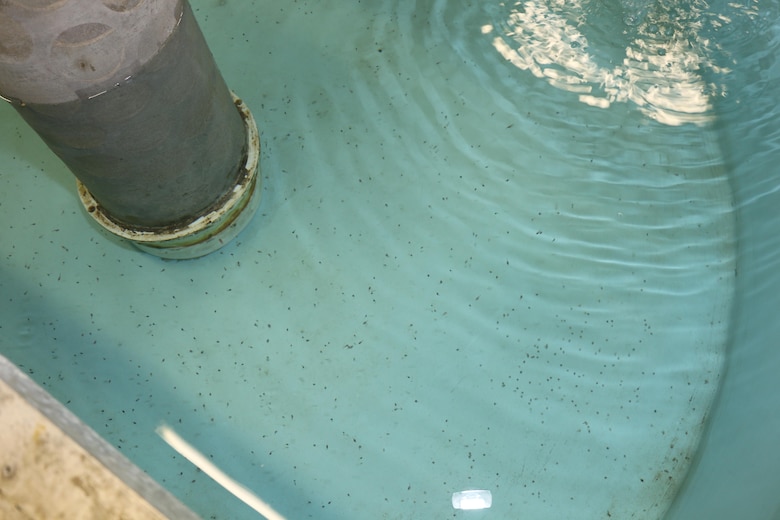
[0,267,340,520]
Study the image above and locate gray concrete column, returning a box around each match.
[0,0,260,258]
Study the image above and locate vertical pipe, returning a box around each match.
[0,0,260,258]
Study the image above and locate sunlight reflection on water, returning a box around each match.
[484,0,746,125]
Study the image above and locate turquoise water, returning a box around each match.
[664,0,780,517]
[0,0,763,518]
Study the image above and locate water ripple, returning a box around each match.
[0,0,740,518]
[245,1,740,514]
[245,1,738,517]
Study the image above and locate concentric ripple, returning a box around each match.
[479,0,745,126]
[0,0,740,518]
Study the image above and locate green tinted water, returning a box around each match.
[0,0,744,518]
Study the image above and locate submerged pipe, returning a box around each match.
[0,0,260,259]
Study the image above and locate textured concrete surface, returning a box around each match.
[0,378,169,520]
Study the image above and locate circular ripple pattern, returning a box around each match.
[260,1,736,517]
[480,0,738,126]
[0,0,742,519]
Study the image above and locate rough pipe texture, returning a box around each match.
[2,0,246,229]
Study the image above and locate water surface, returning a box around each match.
[0,0,740,518]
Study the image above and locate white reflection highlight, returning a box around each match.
[452,489,493,510]
[157,424,287,520]
[488,0,730,126]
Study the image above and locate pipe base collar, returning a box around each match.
[77,94,260,260]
